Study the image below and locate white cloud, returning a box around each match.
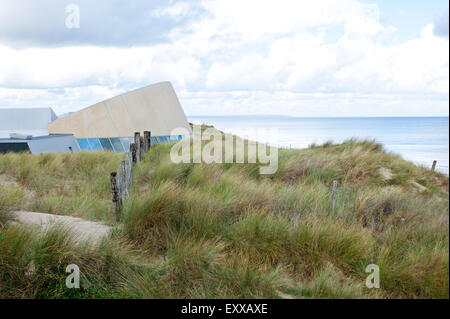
[0,0,192,47]
[0,85,123,114]
[179,90,449,117]
[0,45,203,90]
[205,23,448,95]
[332,24,449,94]
[0,0,448,116]
[151,1,194,19]
[192,0,391,42]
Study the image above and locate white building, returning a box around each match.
[0,107,57,138]
[0,82,191,154]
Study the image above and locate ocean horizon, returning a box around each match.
[188,116,449,175]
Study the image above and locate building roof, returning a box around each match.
[0,133,74,143]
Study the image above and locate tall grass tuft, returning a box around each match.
[0,127,448,298]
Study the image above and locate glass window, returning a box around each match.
[99,138,114,151]
[88,138,103,151]
[110,138,125,153]
[120,137,131,152]
[77,138,92,151]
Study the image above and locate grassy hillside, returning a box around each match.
[0,126,448,298]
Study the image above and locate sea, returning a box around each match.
[188,116,449,175]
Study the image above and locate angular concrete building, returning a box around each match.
[0,82,191,154]
[49,82,192,152]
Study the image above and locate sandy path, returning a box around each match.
[10,211,112,243]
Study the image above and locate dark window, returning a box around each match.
[0,142,30,154]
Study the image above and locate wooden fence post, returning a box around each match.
[110,172,122,221]
[144,131,151,153]
[134,132,141,163]
[125,151,133,188]
[149,131,152,150]
[130,143,137,165]
[125,151,132,165]
[331,180,338,211]
[140,136,145,160]
[431,160,437,172]
[119,160,127,198]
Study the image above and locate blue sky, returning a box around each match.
[0,0,448,117]
[367,0,448,41]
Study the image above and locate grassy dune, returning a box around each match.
[0,126,448,298]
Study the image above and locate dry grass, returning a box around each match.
[0,152,123,222]
[0,126,448,298]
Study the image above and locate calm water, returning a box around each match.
[188,116,449,175]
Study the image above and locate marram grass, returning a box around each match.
[0,128,448,298]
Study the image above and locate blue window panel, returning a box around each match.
[120,138,131,152]
[115,135,187,146]
[99,138,114,151]
[110,138,125,153]
[77,138,92,151]
[88,138,103,151]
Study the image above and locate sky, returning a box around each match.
[0,0,448,117]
